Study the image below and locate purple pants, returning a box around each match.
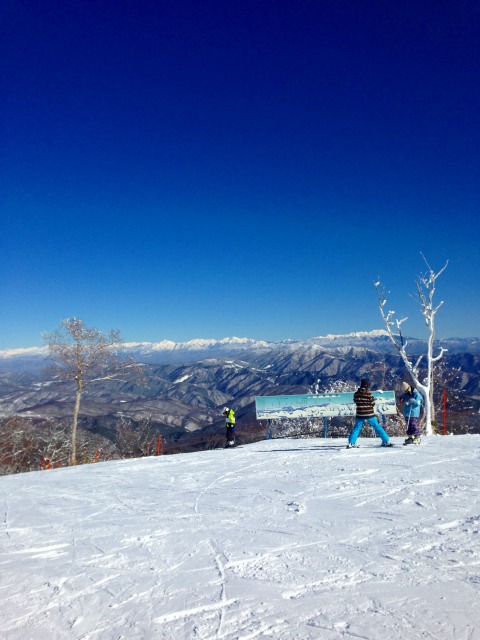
[405,417,421,436]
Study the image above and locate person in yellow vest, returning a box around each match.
[222,407,235,448]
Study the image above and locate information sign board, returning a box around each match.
[255,391,396,420]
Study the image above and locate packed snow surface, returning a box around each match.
[1,435,479,639]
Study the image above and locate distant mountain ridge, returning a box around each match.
[0,330,479,444]
[1,330,479,370]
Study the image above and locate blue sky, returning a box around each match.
[2,0,479,348]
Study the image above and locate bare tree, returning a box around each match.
[0,416,40,475]
[116,417,159,458]
[43,318,142,465]
[375,255,448,435]
[0,416,114,475]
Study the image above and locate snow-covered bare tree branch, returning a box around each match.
[375,255,448,435]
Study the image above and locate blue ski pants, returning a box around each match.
[348,417,390,445]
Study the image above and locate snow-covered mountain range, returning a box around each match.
[1,330,479,370]
[0,329,479,467]
[1,329,479,429]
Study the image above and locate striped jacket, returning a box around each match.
[353,387,376,418]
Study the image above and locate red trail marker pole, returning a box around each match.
[443,389,447,435]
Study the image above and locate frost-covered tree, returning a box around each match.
[375,255,448,435]
[44,318,142,465]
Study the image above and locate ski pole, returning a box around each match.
[406,408,412,435]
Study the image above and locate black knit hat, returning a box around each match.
[360,378,370,388]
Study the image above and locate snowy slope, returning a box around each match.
[1,435,480,639]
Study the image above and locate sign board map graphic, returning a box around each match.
[255,391,396,420]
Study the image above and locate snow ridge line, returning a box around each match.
[153,598,238,624]
[208,539,229,638]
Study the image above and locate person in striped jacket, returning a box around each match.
[346,379,393,449]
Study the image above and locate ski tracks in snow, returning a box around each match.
[207,538,231,638]
[1,439,480,639]
[193,458,278,515]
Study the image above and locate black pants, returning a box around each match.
[226,424,235,446]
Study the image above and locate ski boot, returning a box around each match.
[381,442,394,447]
[346,443,359,449]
